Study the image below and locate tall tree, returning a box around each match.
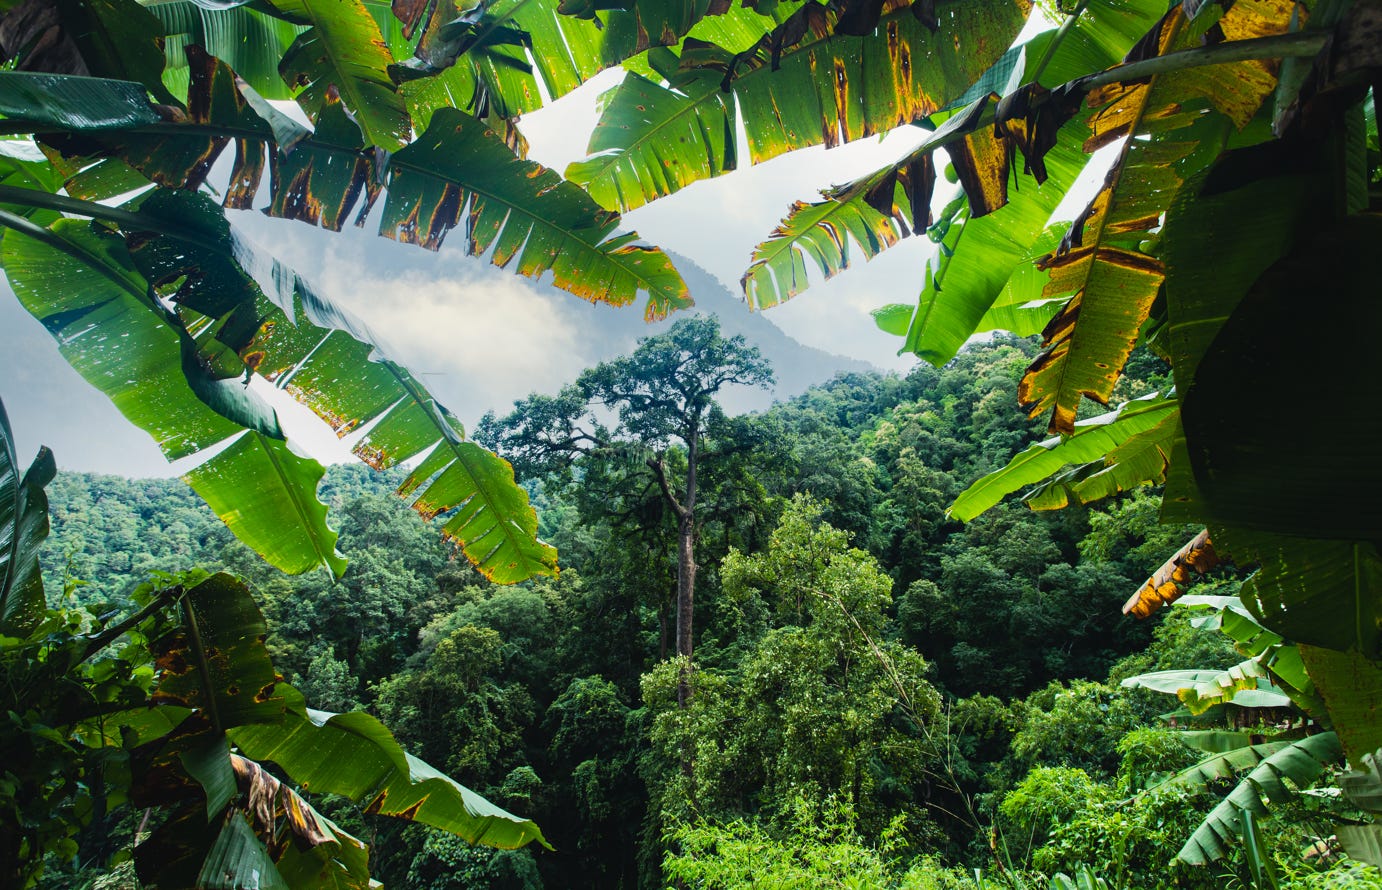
[480,316,772,703]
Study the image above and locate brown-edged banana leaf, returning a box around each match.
[262,0,413,150]
[229,684,550,850]
[382,107,690,320]
[567,0,1029,213]
[1122,528,1215,619]
[739,0,1172,315]
[0,398,54,634]
[1018,0,1295,434]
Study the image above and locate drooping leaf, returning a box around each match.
[185,434,347,578]
[1019,0,1295,434]
[893,116,1092,362]
[2,217,254,460]
[1145,739,1293,796]
[381,107,691,321]
[229,685,550,850]
[1123,528,1217,619]
[265,0,412,150]
[149,1,308,101]
[949,391,1177,522]
[120,187,556,584]
[0,214,354,578]
[1176,732,1342,864]
[0,398,54,633]
[568,0,1030,212]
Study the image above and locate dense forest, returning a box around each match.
[29,335,1376,889]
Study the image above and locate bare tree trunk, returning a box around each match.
[674,512,697,708]
[674,427,699,708]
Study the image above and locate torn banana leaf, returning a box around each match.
[1019,0,1295,434]
[567,0,1029,213]
[382,107,691,321]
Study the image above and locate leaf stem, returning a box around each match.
[1074,30,1330,92]
[181,596,224,736]
[79,585,185,664]
[1029,0,1092,86]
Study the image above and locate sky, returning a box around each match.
[0,12,1097,479]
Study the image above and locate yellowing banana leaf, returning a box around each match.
[229,685,550,850]
[1018,0,1295,434]
[1123,527,1216,619]
[948,391,1177,522]
[0,399,54,634]
[382,107,691,320]
[567,0,1028,213]
[265,0,412,151]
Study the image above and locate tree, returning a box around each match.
[480,315,773,703]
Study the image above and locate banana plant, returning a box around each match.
[0,395,545,887]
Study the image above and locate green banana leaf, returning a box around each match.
[1299,647,1382,767]
[0,214,345,577]
[949,392,1177,522]
[230,685,550,850]
[149,1,308,101]
[0,398,54,634]
[383,107,691,320]
[128,187,556,583]
[567,0,1028,213]
[263,0,412,150]
[1176,732,1341,864]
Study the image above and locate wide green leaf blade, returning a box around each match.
[1299,646,1382,767]
[184,434,346,578]
[569,0,1028,213]
[154,572,287,730]
[382,107,691,320]
[1176,732,1341,864]
[1,217,251,460]
[949,392,1177,521]
[229,686,549,850]
[266,0,412,150]
[0,398,54,634]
